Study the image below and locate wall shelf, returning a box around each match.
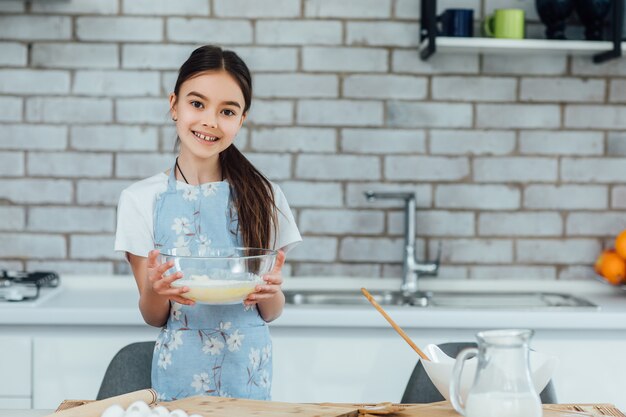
[419,37,619,56]
[419,0,624,63]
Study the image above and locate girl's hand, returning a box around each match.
[147,249,195,306]
[245,250,285,306]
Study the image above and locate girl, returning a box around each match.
[114,45,301,401]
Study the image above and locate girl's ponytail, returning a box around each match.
[220,145,277,249]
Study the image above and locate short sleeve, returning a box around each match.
[272,184,302,254]
[114,189,154,258]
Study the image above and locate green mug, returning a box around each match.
[483,9,525,39]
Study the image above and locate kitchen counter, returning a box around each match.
[2,274,626,330]
[2,275,625,410]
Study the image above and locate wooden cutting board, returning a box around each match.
[160,396,359,417]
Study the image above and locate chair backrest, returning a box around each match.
[96,341,155,400]
[400,342,557,404]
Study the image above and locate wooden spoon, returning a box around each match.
[361,287,430,361]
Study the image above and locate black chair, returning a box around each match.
[400,342,557,404]
[97,341,155,400]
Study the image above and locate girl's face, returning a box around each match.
[170,70,246,162]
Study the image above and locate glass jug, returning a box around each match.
[450,329,542,417]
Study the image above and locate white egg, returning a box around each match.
[150,406,170,417]
[124,411,145,417]
[101,404,125,417]
[189,414,203,417]
[126,400,151,415]
[168,409,188,417]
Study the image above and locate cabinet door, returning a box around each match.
[0,397,31,409]
[32,336,154,409]
[0,337,31,397]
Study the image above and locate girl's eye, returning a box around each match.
[190,101,203,109]
[222,109,236,117]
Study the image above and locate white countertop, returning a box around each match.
[2,275,625,330]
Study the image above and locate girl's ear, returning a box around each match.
[238,112,247,128]
[169,92,178,120]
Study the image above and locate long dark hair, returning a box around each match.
[173,45,277,250]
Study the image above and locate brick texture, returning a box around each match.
[0,2,619,281]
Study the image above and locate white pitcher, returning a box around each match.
[450,329,542,417]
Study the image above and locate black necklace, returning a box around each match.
[175,157,189,184]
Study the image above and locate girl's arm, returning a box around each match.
[128,250,194,327]
[245,250,286,323]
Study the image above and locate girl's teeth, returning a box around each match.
[194,131,218,142]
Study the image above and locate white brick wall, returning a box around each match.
[122,0,210,16]
[77,17,163,42]
[386,156,469,181]
[0,70,70,95]
[0,125,67,150]
[473,157,557,182]
[524,185,608,209]
[519,131,603,155]
[28,152,112,178]
[343,75,427,99]
[476,104,560,128]
[31,0,118,14]
[28,207,115,233]
[432,76,516,102]
[300,209,384,235]
[251,127,336,152]
[296,154,381,180]
[0,96,23,121]
[387,102,472,128]
[304,0,391,18]
[255,74,338,98]
[430,130,515,155]
[0,43,27,66]
[257,21,342,45]
[302,47,388,72]
[341,129,426,154]
[167,19,253,44]
[32,43,119,69]
[73,71,160,97]
[0,2,621,280]
[346,22,419,47]
[215,0,300,17]
[298,100,383,126]
[27,97,113,123]
[0,16,71,40]
[520,78,605,102]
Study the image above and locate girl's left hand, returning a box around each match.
[244,250,285,306]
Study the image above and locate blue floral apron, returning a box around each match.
[151,163,272,401]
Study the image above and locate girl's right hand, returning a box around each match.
[147,250,195,306]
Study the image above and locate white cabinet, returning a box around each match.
[0,337,31,408]
[270,327,626,411]
[32,334,157,409]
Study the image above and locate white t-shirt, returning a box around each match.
[114,172,302,258]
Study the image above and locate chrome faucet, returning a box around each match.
[364,191,440,296]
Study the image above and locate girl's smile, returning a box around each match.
[192,130,219,142]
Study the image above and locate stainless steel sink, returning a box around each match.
[283,290,598,309]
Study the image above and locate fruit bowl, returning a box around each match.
[421,344,558,402]
[160,247,277,305]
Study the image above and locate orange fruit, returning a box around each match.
[595,250,626,285]
[615,230,626,260]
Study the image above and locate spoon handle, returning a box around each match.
[361,288,430,361]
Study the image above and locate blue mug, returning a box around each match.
[438,9,474,37]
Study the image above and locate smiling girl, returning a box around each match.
[114,45,301,401]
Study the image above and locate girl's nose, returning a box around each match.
[202,119,217,129]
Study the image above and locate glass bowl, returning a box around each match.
[160,247,277,305]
